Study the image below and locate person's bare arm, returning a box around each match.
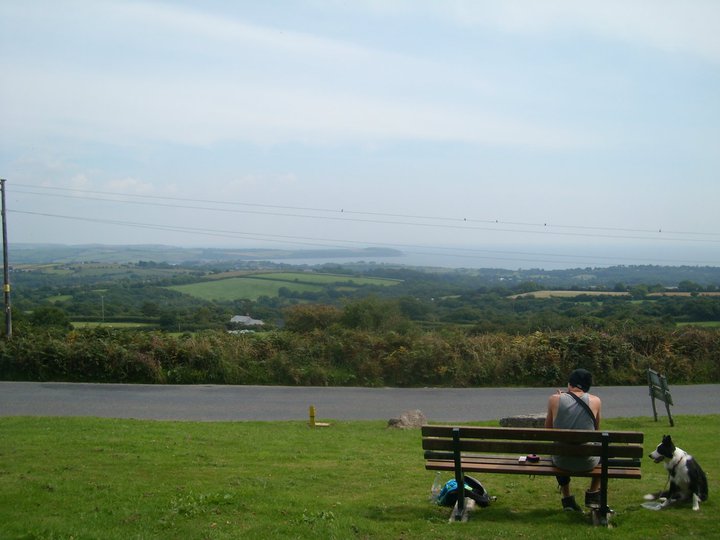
[590,395,602,428]
[545,393,559,428]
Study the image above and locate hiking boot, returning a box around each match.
[585,490,601,508]
[562,495,582,512]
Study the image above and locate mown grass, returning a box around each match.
[0,415,717,539]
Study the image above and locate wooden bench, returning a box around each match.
[648,369,674,426]
[422,425,643,526]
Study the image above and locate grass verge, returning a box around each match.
[0,415,717,539]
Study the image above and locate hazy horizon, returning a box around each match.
[12,240,719,272]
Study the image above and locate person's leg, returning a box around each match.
[585,477,602,507]
[560,482,571,498]
[557,476,581,511]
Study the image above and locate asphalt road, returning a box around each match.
[1,382,718,422]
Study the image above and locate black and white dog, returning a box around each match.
[645,435,708,511]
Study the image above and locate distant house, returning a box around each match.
[230,315,264,327]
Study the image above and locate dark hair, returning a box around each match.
[568,369,592,392]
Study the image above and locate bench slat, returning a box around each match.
[424,459,642,479]
[422,425,643,444]
[423,451,641,469]
[422,438,644,458]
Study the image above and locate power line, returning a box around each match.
[12,187,720,244]
[14,183,720,240]
[12,210,720,267]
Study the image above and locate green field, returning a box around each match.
[71,321,156,329]
[676,321,720,328]
[45,295,73,303]
[250,272,402,286]
[168,277,323,301]
[0,415,717,539]
[168,272,401,301]
[510,290,629,299]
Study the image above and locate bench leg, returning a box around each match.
[591,508,613,527]
[449,497,476,523]
[650,396,658,421]
[596,433,612,527]
[451,428,466,520]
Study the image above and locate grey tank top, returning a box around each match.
[551,392,600,472]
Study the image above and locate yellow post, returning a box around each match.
[309,405,316,427]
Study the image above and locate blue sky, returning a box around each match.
[1,1,719,269]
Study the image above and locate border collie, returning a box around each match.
[645,435,708,511]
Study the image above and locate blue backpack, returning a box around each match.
[437,475,492,508]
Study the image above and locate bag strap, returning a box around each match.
[564,391,598,430]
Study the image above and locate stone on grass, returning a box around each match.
[388,409,427,429]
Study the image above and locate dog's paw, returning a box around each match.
[643,494,657,501]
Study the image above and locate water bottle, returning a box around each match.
[430,471,443,502]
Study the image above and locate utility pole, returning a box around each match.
[1,179,12,339]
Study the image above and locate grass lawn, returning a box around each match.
[0,415,717,539]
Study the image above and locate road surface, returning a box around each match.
[1,382,718,422]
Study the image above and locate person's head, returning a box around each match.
[568,368,592,392]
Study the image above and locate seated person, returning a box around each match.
[545,368,602,511]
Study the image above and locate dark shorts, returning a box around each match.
[556,475,571,486]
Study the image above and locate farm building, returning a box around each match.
[230,315,265,327]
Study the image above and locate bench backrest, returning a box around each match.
[422,426,644,460]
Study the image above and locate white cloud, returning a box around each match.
[355,0,720,63]
[104,1,374,62]
[105,177,155,194]
[0,0,596,150]
[69,174,92,191]
[0,59,586,149]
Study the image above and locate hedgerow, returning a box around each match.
[1,325,718,387]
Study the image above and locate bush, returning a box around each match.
[1,325,718,386]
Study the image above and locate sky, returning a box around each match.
[1,0,719,269]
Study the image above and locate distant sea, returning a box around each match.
[269,243,720,271]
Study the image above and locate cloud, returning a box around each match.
[0,1,593,150]
[0,59,586,150]
[105,177,155,194]
[70,174,92,191]
[353,0,720,64]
